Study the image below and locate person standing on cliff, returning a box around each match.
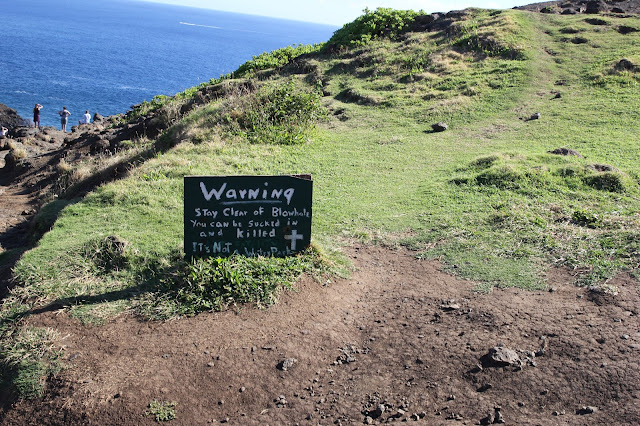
[33,103,43,129]
[58,106,71,131]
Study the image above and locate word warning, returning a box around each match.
[184,175,313,258]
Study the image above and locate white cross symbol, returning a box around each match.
[284,229,304,250]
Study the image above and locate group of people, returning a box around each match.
[32,103,92,132]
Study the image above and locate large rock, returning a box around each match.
[0,104,28,129]
[585,1,607,13]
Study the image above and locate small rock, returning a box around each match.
[577,406,598,415]
[207,362,215,367]
[440,300,461,311]
[368,404,385,419]
[275,395,287,408]
[445,412,463,421]
[535,336,548,357]
[277,358,297,371]
[482,346,521,367]
[548,147,583,157]
[477,383,492,392]
[431,122,448,132]
[621,334,630,340]
[479,412,494,425]
[587,163,616,172]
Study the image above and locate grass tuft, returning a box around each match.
[146,400,177,422]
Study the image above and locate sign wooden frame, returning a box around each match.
[184,175,313,258]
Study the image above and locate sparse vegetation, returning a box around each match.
[0,326,64,398]
[146,400,177,422]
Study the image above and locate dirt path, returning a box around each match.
[1,243,638,425]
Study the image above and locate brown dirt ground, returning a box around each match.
[1,243,639,425]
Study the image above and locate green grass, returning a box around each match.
[2,8,640,399]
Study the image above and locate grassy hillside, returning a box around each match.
[1,8,639,397]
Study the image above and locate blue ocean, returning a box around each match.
[0,0,337,127]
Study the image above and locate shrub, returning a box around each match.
[327,8,420,48]
[572,209,602,228]
[235,44,323,77]
[584,172,626,193]
[228,79,327,145]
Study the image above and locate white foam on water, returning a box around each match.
[179,21,223,30]
[118,85,151,91]
[179,22,270,35]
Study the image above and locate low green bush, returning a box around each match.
[327,8,420,48]
[584,171,627,192]
[221,79,327,145]
[235,44,323,77]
